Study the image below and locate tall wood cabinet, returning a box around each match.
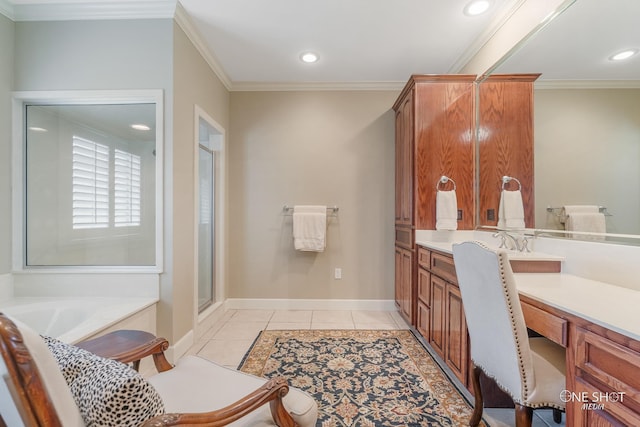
[393,75,476,325]
[393,74,539,393]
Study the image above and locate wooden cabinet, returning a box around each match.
[477,74,539,228]
[395,245,413,323]
[393,75,476,328]
[569,327,640,426]
[393,75,476,231]
[418,246,469,387]
[521,295,640,425]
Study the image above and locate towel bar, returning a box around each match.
[546,206,611,216]
[282,205,339,215]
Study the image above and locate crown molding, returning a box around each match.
[535,80,640,89]
[174,2,232,91]
[231,81,406,92]
[0,0,14,20]
[11,0,176,21]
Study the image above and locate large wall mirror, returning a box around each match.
[12,90,164,269]
[478,0,640,242]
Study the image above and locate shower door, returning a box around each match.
[197,118,218,312]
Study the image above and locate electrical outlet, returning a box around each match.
[487,209,495,221]
[457,209,463,220]
[334,268,342,280]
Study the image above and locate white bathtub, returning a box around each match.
[0,297,157,343]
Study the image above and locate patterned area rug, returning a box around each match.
[238,329,488,426]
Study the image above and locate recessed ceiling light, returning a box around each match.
[28,126,47,132]
[609,49,638,61]
[300,52,319,63]
[131,124,151,131]
[464,0,491,16]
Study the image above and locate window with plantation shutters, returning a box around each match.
[114,149,141,227]
[72,137,109,229]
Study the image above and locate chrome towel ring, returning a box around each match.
[436,175,456,191]
[502,176,522,191]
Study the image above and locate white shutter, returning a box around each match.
[72,137,109,229]
[114,149,141,227]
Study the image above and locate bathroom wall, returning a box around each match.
[0,14,13,278]
[169,21,230,344]
[534,88,640,235]
[228,90,396,304]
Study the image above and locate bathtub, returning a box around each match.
[0,297,157,343]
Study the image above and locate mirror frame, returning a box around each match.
[11,89,164,272]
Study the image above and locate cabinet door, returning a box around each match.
[429,275,446,359]
[417,301,430,341]
[398,94,413,225]
[395,246,413,323]
[571,378,639,426]
[417,267,430,305]
[445,283,469,385]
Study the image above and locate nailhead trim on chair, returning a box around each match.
[470,241,564,411]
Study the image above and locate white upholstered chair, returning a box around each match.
[0,313,317,427]
[451,241,565,427]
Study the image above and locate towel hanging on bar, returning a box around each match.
[292,205,327,252]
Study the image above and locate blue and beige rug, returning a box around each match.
[238,329,488,426]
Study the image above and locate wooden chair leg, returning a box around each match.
[515,404,533,427]
[469,365,484,426]
[552,408,562,424]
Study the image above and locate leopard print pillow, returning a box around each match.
[44,336,165,427]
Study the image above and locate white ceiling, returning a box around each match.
[3,0,639,89]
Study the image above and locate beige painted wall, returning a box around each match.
[169,22,230,340]
[534,88,640,235]
[228,91,396,301]
[0,14,13,274]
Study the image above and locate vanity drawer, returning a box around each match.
[430,251,457,284]
[417,246,431,269]
[575,327,640,406]
[521,301,568,347]
[395,227,413,249]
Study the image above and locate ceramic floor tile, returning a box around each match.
[351,310,395,324]
[266,322,311,330]
[354,323,398,330]
[230,309,274,322]
[311,310,353,324]
[311,322,355,330]
[212,321,267,340]
[270,310,313,323]
[197,339,256,367]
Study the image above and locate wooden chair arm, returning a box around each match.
[76,330,173,372]
[140,376,297,427]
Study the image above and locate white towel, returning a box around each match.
[436,190,458,230]
[293,205,327,252]
[562,205,600,215]
[565,212,606,239]
[497,190,525,230]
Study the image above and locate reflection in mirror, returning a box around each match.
[25,103,157,266]
[479,0,640,240]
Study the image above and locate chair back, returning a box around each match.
[0,313,83,427]
[452,241,535,403]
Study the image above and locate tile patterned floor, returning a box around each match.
[177,309,564,427]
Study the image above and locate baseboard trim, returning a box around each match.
[168,329,194,363]
[225,298,397,311]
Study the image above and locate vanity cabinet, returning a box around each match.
[418,246,469,387]
[521,294,640,426]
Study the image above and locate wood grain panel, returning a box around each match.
[478,74,539,228]
[414,77,475,230]
[521,300,568,347]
